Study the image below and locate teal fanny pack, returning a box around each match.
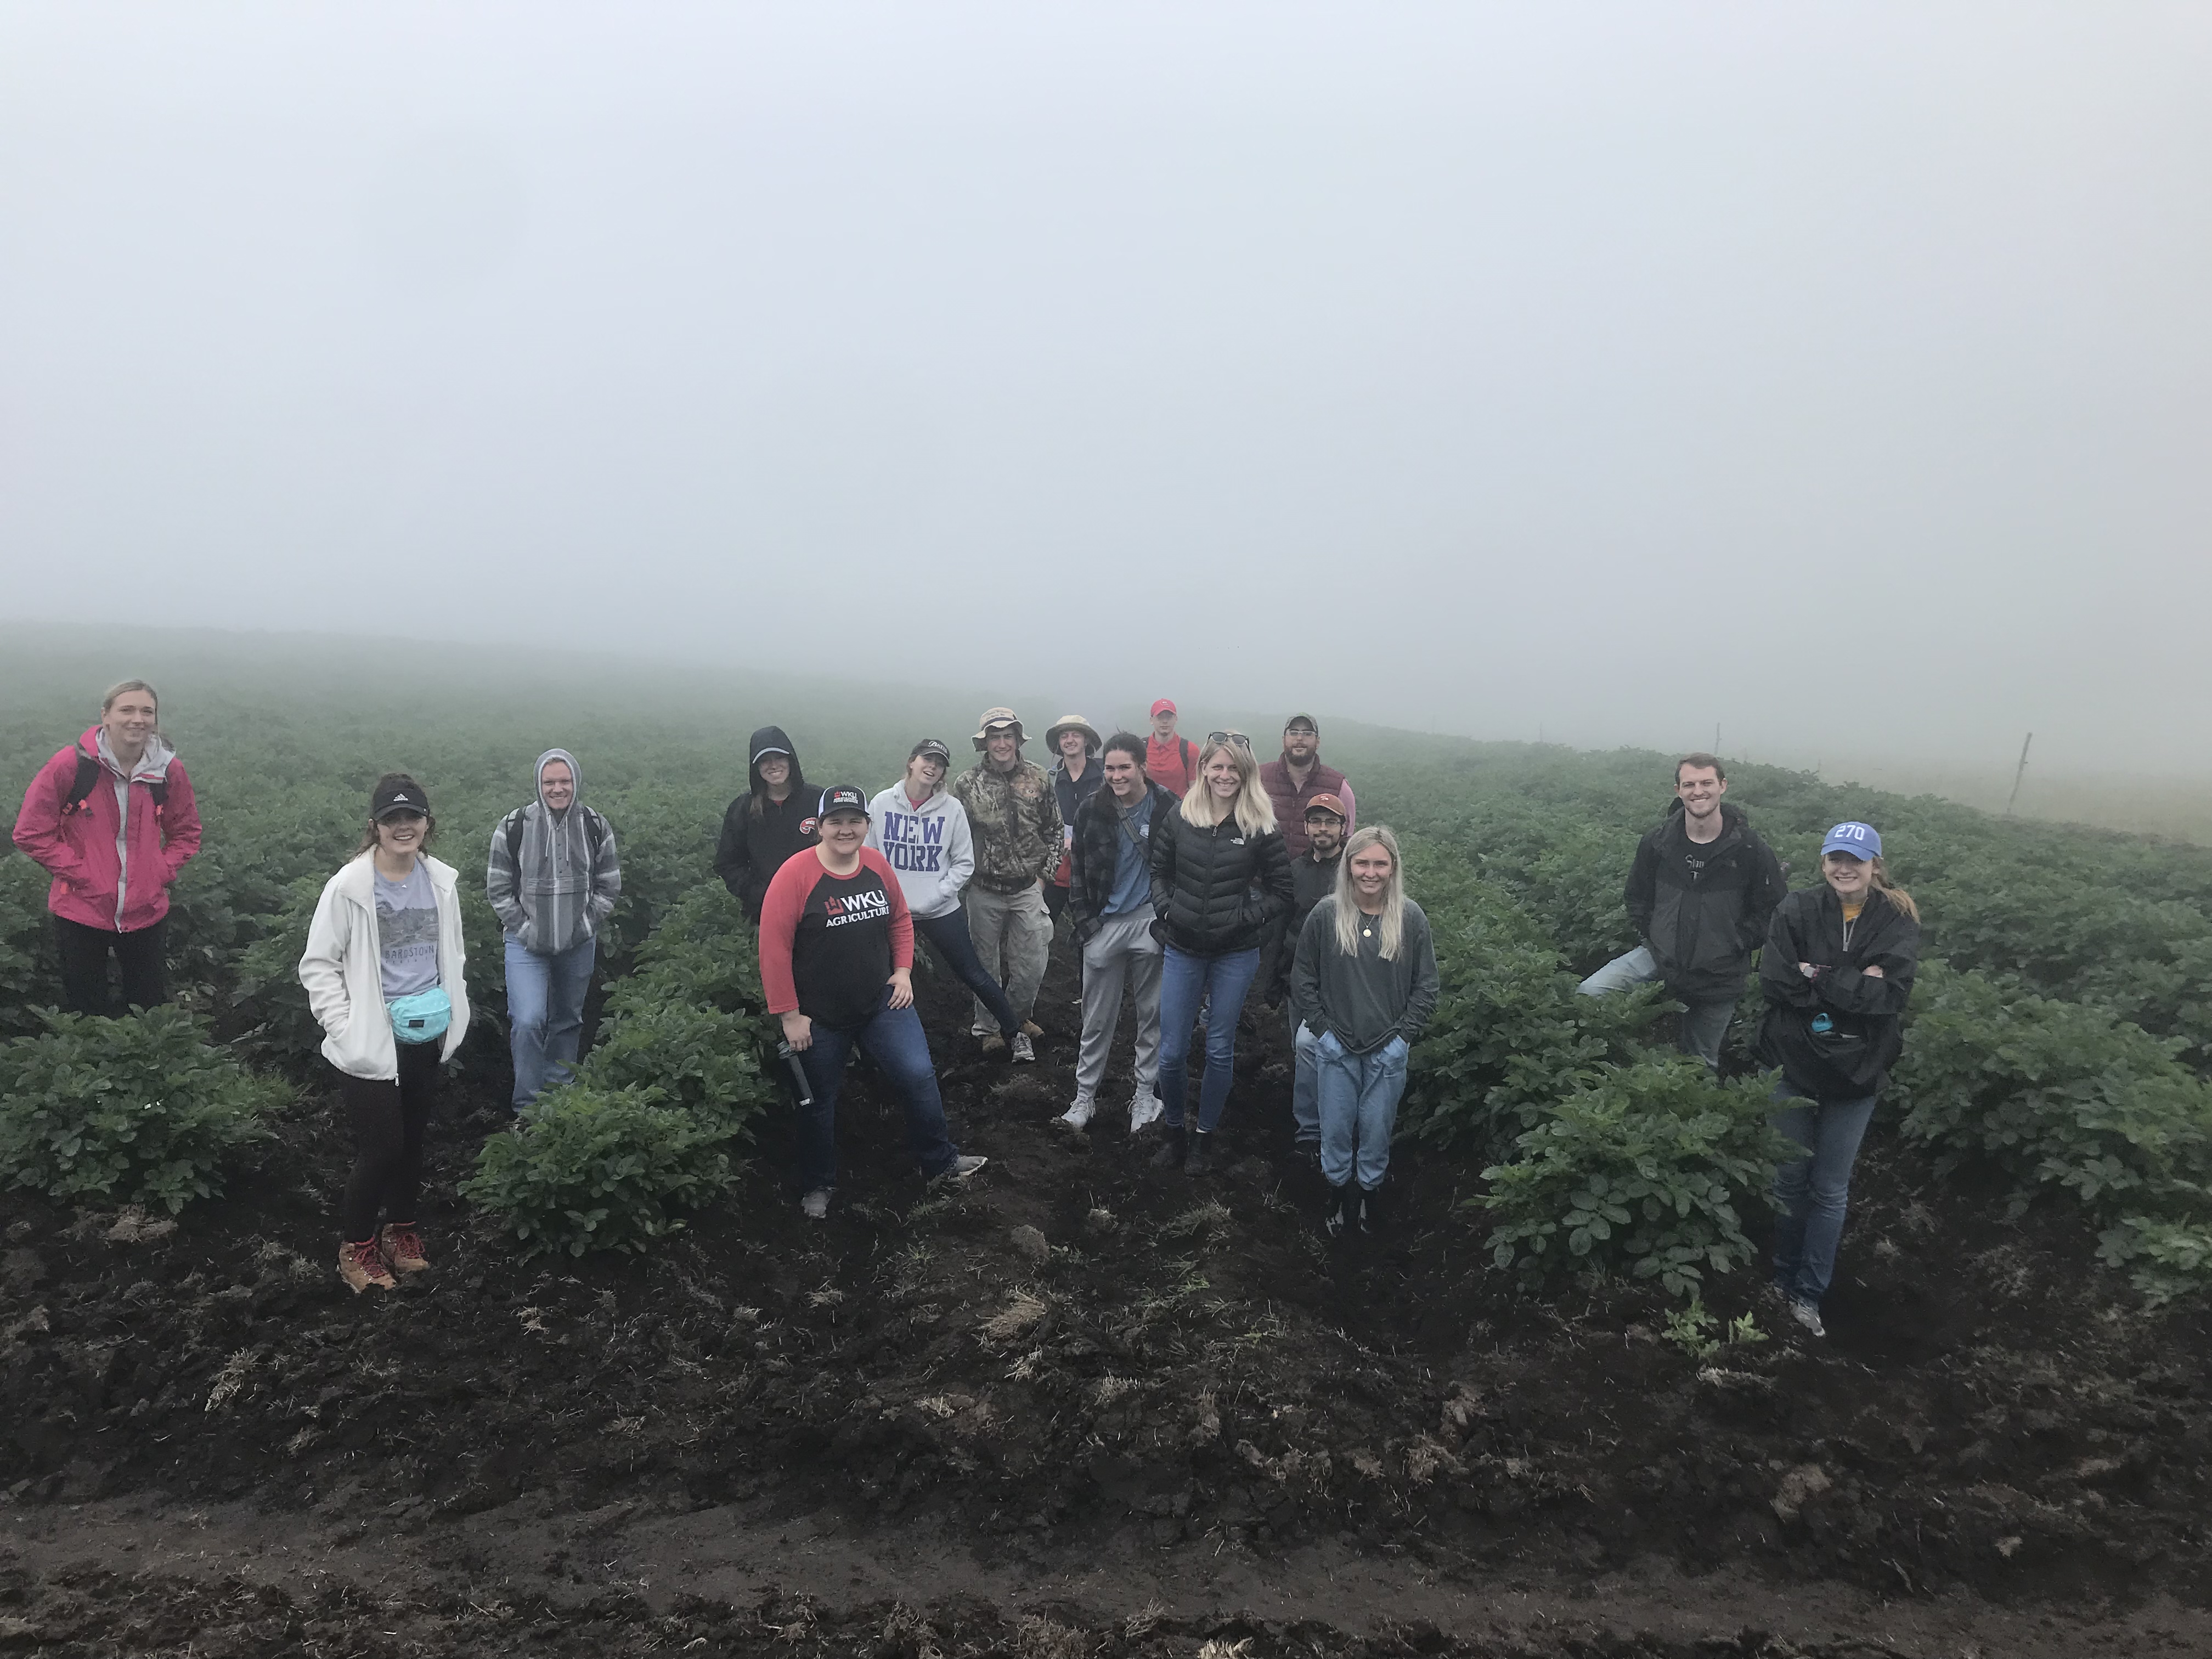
[388,985,452,1046]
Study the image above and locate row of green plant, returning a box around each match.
[460,883,781,1257]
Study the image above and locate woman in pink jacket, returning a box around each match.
[11,680,202,1015]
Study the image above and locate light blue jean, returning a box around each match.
[1577,943,1736,1070]
[505,934,597,1110]
[1316,1031,1409,1191]
[1290,1011,1320,1144]
[1769,1080,1880,1308]
[1156,944,1263,1133]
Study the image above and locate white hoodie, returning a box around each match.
[298,852,471,1080]
[865,783,976,919]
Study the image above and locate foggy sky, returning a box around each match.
[3,4,2208,776]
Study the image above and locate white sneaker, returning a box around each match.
[1787,1298,1826,1338]
[1128,1093,1164,1132]
[1012,1033,1036,1064]
[800,1188,832,1220]
[1058,1099,1094,1130]
[932,1154,989,1184]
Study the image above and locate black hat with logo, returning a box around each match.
[817,785,870,820]
[372,777,432,820]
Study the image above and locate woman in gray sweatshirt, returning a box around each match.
[1290,826,1438,1237]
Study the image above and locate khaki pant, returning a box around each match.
[965,882,1051,1032]
[1075,909,1163,1102]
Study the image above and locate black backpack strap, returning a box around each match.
[502,808,527,870]
[506,805,605,867]
[61,748,101,815]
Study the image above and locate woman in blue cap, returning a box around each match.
[1756,820,1921,1338]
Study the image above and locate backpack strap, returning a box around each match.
[505,805,606,867]
[60,748,167,819]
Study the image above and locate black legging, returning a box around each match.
[54,915,167,1015]
[338,1042,441,1241]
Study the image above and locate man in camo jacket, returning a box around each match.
[950,708,1061,1062]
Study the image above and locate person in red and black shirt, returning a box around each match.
[759,786,987,1218]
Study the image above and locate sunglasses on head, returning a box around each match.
[1206,731,1252,750]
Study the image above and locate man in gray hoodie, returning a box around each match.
[488,749,623,1110]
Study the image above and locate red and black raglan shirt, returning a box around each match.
[758,847,915,1031]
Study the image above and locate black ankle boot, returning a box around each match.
[1324,1182,1350,1238]
[1183,1130,1213,1176]
[1150,1127,1186,1169]
[1358,1186,1383,1235]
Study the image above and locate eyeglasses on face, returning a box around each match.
[1206,731,1252,749]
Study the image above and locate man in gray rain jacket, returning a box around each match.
[488,748,622,1110]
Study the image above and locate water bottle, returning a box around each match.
[1810,1012,1833,1034]
[777,1040,814,1108]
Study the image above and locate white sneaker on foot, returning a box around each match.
[932,1154,989,1184]
[1128,1094,1164,1132]
[1012,1033,1036,1064]
[1058,1099,1094,1130]
[1787,1298,1826,1338]
[800,1188,832,1220]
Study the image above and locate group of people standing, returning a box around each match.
[13,686,1920,1336]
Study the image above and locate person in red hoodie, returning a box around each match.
[759,786,988,1220]
[13,680,202,1015]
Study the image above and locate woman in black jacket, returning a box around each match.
[1147,734,1294,1173]
[715,726,818,922]
[1757,820,1921,1339]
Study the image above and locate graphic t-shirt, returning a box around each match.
[373,861,441,1000]
[758,848,915,1032]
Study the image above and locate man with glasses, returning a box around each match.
[1259,715,1356,862]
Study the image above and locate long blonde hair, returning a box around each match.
[1331,825,1406,960]
[1870,856,1919,923]
[1179,737,1277,838]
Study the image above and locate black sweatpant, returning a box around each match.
[54,915,168,1016]
[338,1042,441,1242]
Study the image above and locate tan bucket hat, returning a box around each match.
[1042,714,1101,753]
[972,706,1024,749]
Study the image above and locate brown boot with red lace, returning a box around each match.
[379,1222,430,1276]
[338,1237,397,1294]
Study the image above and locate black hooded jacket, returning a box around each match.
[715,725,819,922]
[1757,884,1921,1101]
[1147,805,1294,957]
[1624,801,1787,1002]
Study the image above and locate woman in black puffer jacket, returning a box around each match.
[1147,733,1294,1173]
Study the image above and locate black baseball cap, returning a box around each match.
[817,785,870,820]
[910,738,953,765]
[372,778,431,820]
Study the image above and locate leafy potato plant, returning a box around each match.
[1479,1059,1787,1297]
[0,1006,287,1212]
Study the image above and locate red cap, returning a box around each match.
[1150,698,1177,717]
[1303,793,1347,820]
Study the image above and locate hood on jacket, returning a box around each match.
[748,725,806,800]
[535,747,584,815]
[1663,798,1750,839]
[90,724,176,785]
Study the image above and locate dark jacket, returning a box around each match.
[1068,781,1179,945]
[1757,885,1921,1102]
[1624,802,1787,1002]
[714,725,818,922]
[1147,806,1294,957]
[1048,757,1107,888]
[1263,847,1342,1004]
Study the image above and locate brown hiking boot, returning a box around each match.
[1020,1019,1045,1040]
[338,1237,397,1294]
[980,1032,1009,1057]
[379,1222,430,1275]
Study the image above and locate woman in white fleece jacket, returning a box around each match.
[867,738,1023,1052]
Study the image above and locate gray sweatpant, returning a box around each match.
[966,881,1052,1033]
[1075,909,1163,1103]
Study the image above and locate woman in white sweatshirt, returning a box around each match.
[297,773,471,1294]
[867,738,1023,1053]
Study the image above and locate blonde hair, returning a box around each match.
[101,679,159,714]
[1180,737,1276,837]
[1331,825,1407,960]
[1870,856,1919,923]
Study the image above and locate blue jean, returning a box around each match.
[1769,1081,1879,1308]
[1289,1010,1320,1143]
[794,990,958,1190]
[1577,943,1736,1069]
[1316,1031,1409,1190]
[505,934,597,1110]
[914,906,1021,1036]
[1156,944,1263,1133]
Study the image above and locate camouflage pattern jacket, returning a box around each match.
[951,759,1064,894]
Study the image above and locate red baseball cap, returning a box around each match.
[1303,793,1347,820]
[1150,698,1177,717]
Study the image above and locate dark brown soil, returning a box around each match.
[4,943,2210,1655]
